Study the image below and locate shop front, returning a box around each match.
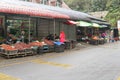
[37,18,76,41]
[6,15,37,43]
[0,15,5,43]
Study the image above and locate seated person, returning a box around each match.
[6,33,14,44]
[46,34,54,40]
[54,34,59,41]
[54,34,59,39]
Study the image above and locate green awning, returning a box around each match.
[76,21,108,28]
[76,21,92,27]
[100,25,108,28]
[92,23,108,28]
[92,23,100,27]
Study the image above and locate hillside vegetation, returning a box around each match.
[64,0,120,27]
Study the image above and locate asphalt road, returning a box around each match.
[0,42,120,80]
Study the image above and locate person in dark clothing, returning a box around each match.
[46,34,54,40]
[6,33,13,44]
[54,34,59,39]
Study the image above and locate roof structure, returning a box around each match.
[0,0,110,26]
[0,0,70,19]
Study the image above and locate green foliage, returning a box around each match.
[64,0,120,27]
[105,7,120,27]
[64,0,92,12]
[64,0,119,12]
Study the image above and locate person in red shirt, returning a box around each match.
[60,31,66,43]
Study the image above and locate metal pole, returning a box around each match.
[29,17,31,43]
[54,19,55,40]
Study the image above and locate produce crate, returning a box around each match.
[54,44,65,53]
[4,50,18,54]
[49,45,55,52]
[1,50,18,58]
[24,48,34,56]
[99,40,104,44]
[89,39,99,45]
[17,49,26,57]
[32,46,39,54]
[104,39,107,43]
[0,48,4,54]
[38,45,49,54]
[71,40,77,49]
[64,41,71,49]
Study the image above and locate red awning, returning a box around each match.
[0,2,70,19]
[64,20,79,25]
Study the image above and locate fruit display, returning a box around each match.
[0,44,17,51]
[29,41,43,47]
[92,36,99,40]
[44,39,54,46]
[14,42,31,50]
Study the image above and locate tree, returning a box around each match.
[105,0,120,27]
[91,0,108,12]
[64,0,120,27]
[64,0,92,12]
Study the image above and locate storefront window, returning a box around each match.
[6,16,36,43]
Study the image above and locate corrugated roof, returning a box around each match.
[0,0,70,19]
[38,4,91,21]
[0,0,91,21]
[0,0,110,25]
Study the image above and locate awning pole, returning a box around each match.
[54,19,55,40]
[29,17,31,43]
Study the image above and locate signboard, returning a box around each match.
[117,20,120,28]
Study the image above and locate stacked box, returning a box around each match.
[64,42,71,49]
[71,40,77,49]
[24,48,34,56]
[2,50,18,58]
[38,45,49,54]
[32,46,39,54]
[49,45,55,52]
[54,44,65,53]
[89,40,99,45]
[99,40,104,44]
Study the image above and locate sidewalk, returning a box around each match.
[0,41,119,67]
[0,41,113,61]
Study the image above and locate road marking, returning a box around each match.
[0,73,21,80]
[0,52,73,68]
[31,59,72,69]
[0,60,31,68]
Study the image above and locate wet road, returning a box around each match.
[0,42,120,80]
